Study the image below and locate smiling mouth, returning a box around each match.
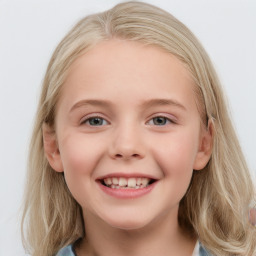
[100,177,156,189]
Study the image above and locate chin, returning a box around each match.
[104,215,151,231]
[111,222,148,231]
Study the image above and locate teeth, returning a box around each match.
[105,178,112,185]
[142,178,150,186]
[113,177,119,185]
[127,178,136,188]
[103,177,152,189]
[136,178,142,185]
[119,177,127,187]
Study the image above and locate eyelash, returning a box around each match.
[80,115,176,127]
[147,116,175,126]
[80,115,109,126]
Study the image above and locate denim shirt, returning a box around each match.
[56,241,212,256]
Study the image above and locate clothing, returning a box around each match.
[56,240,212,256]
[56,244,76,256]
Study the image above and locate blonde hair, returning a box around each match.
[22,1,256,255]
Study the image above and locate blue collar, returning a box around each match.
[56,241,212,256]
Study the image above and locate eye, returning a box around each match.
[148,116,173,126]
[82,117,108,126]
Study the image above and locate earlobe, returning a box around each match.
[42,123,64,172]
[193,120,214,170]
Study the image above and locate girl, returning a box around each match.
[21,1,256,255]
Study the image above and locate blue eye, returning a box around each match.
[83,117,108,126]
[148,116,172,126]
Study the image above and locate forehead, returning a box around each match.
[58,39,198,113]
[66,39,193,84]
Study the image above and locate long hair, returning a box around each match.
[21,1,256,255]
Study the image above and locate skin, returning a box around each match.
[249,208,256,226]
[43,39,213,256]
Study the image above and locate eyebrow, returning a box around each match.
[139,98,187,111]
[69,98,187,113]
[69,99,113,113]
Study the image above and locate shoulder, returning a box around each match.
[56,244,76,256]
[199,242,213,256]
[55,241,211,256]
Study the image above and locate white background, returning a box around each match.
[0,0,255,255]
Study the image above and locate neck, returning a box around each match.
[75,209,196,256]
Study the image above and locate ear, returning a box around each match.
[42,123,64,172]
[193,120,214,170]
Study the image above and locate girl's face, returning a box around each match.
[44,39,212,230]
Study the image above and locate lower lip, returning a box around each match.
[98,181,157,199]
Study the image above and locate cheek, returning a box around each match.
[57,133,108,210]
[59,133,103,170]
[58,133,105,191]
[60,140,88,173]
[151,131,199,196]
[153,132,198,172]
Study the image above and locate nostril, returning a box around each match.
[115,153,140,158]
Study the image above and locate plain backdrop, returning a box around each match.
[0,0,255,255]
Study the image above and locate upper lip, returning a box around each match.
[96,172,159,181]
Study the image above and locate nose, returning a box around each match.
[109,124,145,160]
